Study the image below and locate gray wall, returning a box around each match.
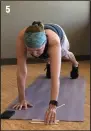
[1,1,90,58]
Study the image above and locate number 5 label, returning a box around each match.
[6,6,10,13]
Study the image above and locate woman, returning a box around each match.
[13,21,79,124]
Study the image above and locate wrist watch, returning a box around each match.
[49,100,58,107]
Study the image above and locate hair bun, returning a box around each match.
[32,21,41,26]
[32,21,44,30]
[25,21,44,33]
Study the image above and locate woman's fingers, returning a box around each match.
[53,113,56,123]
[50,112,56,124]
[44,108,56,125]
[46,111,52,124]
[15,105,21,110]
[24,102,28,110]
[12,100,33,110]
[12,103,19,109]
[44,109,49,124]
[27,102,33,107]
[12,104,20,109]
[19,105,23,110]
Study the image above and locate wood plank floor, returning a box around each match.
[1,61,90,130]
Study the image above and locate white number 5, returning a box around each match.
[6,6,10,13]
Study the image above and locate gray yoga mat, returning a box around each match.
[7,74,85,121]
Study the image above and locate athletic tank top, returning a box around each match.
[38,24,63,60]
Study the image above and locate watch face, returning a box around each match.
[49,100,58,106]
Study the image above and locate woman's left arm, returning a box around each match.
[44,34,61,124]
[49,39,61,101]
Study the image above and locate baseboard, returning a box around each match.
[1,58,45,65]
[1,55,90,65]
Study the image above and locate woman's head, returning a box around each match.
[24,21,47,57]
[27,43,45,57]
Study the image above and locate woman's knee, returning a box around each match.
[68,52,75,59]
[62,51,74,60]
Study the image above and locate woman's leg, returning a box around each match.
[59,25,79,78]
[62,51,79,67]
[45,51,79,79]
[44,58,50,78]
[62,51,79,79]
[45,61,51,79]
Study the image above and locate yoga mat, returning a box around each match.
[1,75,86,121]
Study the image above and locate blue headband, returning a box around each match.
[24,31,47,48]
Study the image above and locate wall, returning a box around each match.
[1,1,90,58]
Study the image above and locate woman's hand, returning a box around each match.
[12,100,33,110]
[44,104,57,125]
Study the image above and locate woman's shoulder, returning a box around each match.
[45,30,60,46]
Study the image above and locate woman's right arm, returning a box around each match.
[16,32,27,102]
[13,28,33,110]
[13,31,33,110]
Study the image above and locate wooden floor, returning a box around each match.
[1,61,90,130]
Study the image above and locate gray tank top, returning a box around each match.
[38,24,63,60]
[44,24,63,40]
